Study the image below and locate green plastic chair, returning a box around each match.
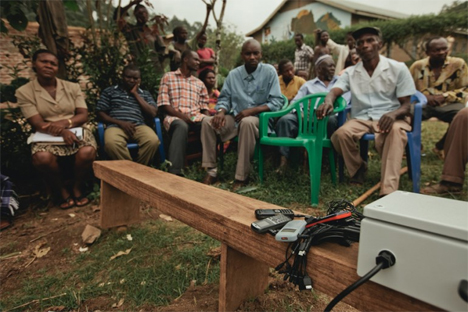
[258,92,347,206]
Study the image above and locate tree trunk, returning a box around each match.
[213,0,227,88]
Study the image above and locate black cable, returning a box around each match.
[324,250,396,312]
[324,262,384,312]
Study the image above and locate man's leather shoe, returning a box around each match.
[202,174,218,185]
[232,179,248,192]
[350,162,367,185]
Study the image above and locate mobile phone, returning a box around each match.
[275,220,307,242]
[251,214,293,234]
[305,211,352,228]
[255,209,295,220]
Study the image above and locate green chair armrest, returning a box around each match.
[259,102,300,138]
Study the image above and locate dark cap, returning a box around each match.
[352,27,382,40]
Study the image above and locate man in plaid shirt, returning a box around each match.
[158,50,209,175]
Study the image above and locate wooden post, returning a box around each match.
[219,243,269,311]
[99,180,140,229]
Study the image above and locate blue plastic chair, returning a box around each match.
[97,117,166,163]
[337,91,427,193]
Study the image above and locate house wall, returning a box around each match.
[258,2,352,43]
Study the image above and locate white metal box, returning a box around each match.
[357,191,468,311]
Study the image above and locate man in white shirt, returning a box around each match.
[318,27,416,197]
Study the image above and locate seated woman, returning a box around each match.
[199,68,219,116]
[15,49,97,209]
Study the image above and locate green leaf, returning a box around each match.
[63,0,79,11]
[0,19,8,34]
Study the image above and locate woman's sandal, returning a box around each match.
[74,195,90,207]
[60,196,75,210]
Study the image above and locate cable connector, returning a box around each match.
[303,275,313,290]
[376,250,396,269]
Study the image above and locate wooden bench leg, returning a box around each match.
[100,180,140,229]
[218,243,269,312]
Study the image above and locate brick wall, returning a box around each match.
[0,21,86,85]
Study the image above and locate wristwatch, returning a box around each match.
[217,109,225,114]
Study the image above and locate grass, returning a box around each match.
[185,120,467,207]
[1,120,466,311]
[1,222,220,311]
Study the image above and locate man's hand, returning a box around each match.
[130,79,141,95]
[212,112,226,130]
[377,111,397,133]
[118,121,137,137]
[131,0,143,6]
[234,107,257,123]
[180,114,194,125]
[316,102,334,119]
[61,129,81,146]
[426,94,445,107]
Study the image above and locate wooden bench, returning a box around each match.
[93,160,438,312]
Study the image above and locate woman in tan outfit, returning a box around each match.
[15,49,97,209]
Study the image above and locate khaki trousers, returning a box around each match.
[331,119,411,196]
[201,115,259,181]
[104,125,160,166]
[442,107,468,185]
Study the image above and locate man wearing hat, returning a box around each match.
[275,55,350,172]
[317,27,416,197]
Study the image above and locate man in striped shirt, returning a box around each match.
[96,64,160,166]
[158,49,210,175]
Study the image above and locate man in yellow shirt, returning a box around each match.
[278,59,306,103]
[409,36,468,158]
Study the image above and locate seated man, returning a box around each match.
[96,64,160,166]
[278,59,306,103]
[275,55,350,171]
[157,49,209,176]
[201,39,284,189]
[409,36,468,158]
[318,27,416,197]
[422,107,467,195]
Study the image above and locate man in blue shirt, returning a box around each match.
[200,39,284,190]
[275,55,350,172]
[96,64,160,165]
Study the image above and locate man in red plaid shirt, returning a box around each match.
[158,50,210,175]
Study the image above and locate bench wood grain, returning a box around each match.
[94,160,438,312]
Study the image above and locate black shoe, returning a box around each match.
[350,162,367,185]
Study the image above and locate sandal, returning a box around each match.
[74,195,90,207]
[60,196,75,210]
[0,218,12,231]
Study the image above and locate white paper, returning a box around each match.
[28,127,83,144]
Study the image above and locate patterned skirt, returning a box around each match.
[31,127,97,157]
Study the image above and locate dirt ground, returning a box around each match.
[0,197,358,312]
